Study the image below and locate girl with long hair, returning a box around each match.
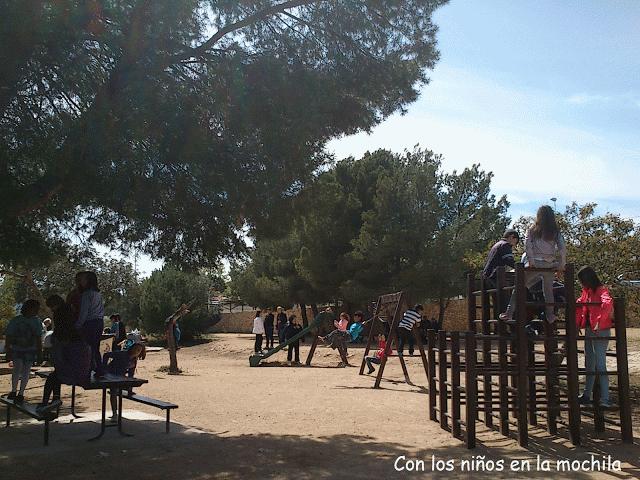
[576,266,613,407]
[501,205,566,323]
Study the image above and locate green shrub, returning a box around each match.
[139,267,211,338]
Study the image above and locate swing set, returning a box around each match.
[358,291,429,388]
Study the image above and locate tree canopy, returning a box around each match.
[1,0,447,268]
[230,149,509,312]
[139,266,212,337]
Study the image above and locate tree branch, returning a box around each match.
[182,0,320,61]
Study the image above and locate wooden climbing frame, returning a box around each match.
[427,263,633,448]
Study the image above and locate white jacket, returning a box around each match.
[253,316,265,334]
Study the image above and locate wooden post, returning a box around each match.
[564,264,581,446]
[359,297,381,375]
[593,375,605,432]
[467,274,476,333]
[528,335,537,426]
[374,293,405,388]
[451,331,461,439]
[465,332,477,449]
[543,319,557,434]
[481,278,493,428]
[515,262,529,447]
[428,329,437,421]
[413,328,430,382]
[438,331,448,431]
[496,267,509,436]
[305,336,320,366]
[166,322,179,374]
[614,297,633,443]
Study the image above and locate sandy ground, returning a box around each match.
[1,333,640,479]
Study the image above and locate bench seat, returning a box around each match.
[1,396,59,445]
[122,392,177,432]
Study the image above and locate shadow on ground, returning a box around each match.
[1,410,639,480]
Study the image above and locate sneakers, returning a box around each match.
[6,391,17,400]
[15,394,24,404]
[597,400,612,408]
[36,400,62,414]
[578,394,591,405]
[367,368,375,374]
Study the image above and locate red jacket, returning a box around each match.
[576,285,614,330]
[376,340,390,360]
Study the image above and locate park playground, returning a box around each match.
[2,292,640,479]
[2,0,640,478]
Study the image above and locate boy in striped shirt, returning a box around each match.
[397,304,423,356]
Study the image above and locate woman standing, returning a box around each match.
[38,295,91,410]
[576,266,613,407]
[501,205,566,323]
[75,271,105,377]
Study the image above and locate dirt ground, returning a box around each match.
[1,332,640,479]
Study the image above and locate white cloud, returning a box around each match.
[566,93,611,105]
[327,65,640,217]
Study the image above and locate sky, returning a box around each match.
[136,0,640,277]
[328,0,640,221]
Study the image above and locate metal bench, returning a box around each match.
[1,396,60,446]
[121,391,178,432]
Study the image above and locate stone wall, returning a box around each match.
[423,298,469,332]
[209,306,316,334]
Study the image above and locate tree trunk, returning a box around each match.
[299,303,309,342]
[166,324,180,374]
[438,296,450,328]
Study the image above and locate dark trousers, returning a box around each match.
[365,356,381,372]
[42,372,61,404]
[81,318,104,375]
[254,334,263,353]
[264,327,274,349]
[397,328,414,355]
[287,341,300,362]
[483,276,509,319]
[278,327,286,344]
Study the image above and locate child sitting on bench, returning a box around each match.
[103,343,146,419]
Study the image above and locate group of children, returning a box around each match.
[253,309,304,363]
[483,204,616,407]
[3,271,146,417]
[251,304,429,369]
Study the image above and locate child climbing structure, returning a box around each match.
[426,263,633,449]
[358,292,428,388]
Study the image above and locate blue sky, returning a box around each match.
[135,1,640,277]
[328,0,640,222]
